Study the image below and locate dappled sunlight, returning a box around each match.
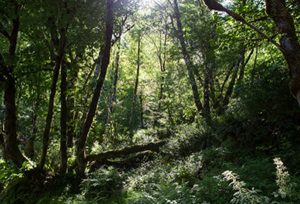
[1,0,300,202]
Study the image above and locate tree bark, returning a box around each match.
[76,0,114,176]
[3,72,25,166]
[2,5,26,167]
[173,0,203,116]
[265,0,300,106]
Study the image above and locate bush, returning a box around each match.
[80,167,124,202]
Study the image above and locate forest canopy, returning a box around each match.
[1,0,300,203]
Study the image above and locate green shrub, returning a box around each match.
[80,167,124,202]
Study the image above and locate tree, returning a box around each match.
[0,0,26,166]
[39,13,67,170]
[129,29,142,132]
[203,0,300,106]
[172,0,204,117]
[76,0,114,176]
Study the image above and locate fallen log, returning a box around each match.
[86,140,166,162]
[89,150,156,171]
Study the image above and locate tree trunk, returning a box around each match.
[237,48,254,85]
[60,58,68,175]
[173,0,203,115]
[39,28,66,169]
[76,0,114,176]
[110,38,121,114]
[2,8,26,167]
[140,92,144,128]
[66,57,79,148]
[105,27,122,139]
[222,59,241,111]
[208,63,216,108]
[3,73,25,166]
[129,31,142,131]
[203,65,211,119]
[265,0,300,106]
[158,26,167,123]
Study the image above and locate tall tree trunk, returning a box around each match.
[66,56,79,148]
[265,0,300,106]
[129,31,142,131]
[203,65,211,119]
[222,58,241,111]
[157,25,167,125]
[237,48,254,85]
[3,73,25,166]
[140,92,144,129]
[76,0,114,176]
[105,27,122,139]
[60,58,68,175]
[39,28,66,169]
[208,63,216,108]
[250,47,259,84]
[2,7,26,167]
[110,38,121,114]
[173,0,203,116]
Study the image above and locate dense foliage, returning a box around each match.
[1,0,300,203]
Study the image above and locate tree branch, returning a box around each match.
[202,0,281,49]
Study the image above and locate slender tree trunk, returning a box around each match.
[156,27,167,131]
[222,59,241,111]
[203,65,211,119]
[110,39,121,114]
[60,58,68,175]
[39,28,66,169]
[173,0,203,115]
[66,58,79,148]
[237,48,254,85]
[250,47,259,84]
[105,27,122,139]
[140,92,144,128]
[208,63,216,107]
[129,31,142,130]
[158,26,167,109]
[76,0,114,176]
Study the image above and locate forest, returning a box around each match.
[1,0,300,203]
